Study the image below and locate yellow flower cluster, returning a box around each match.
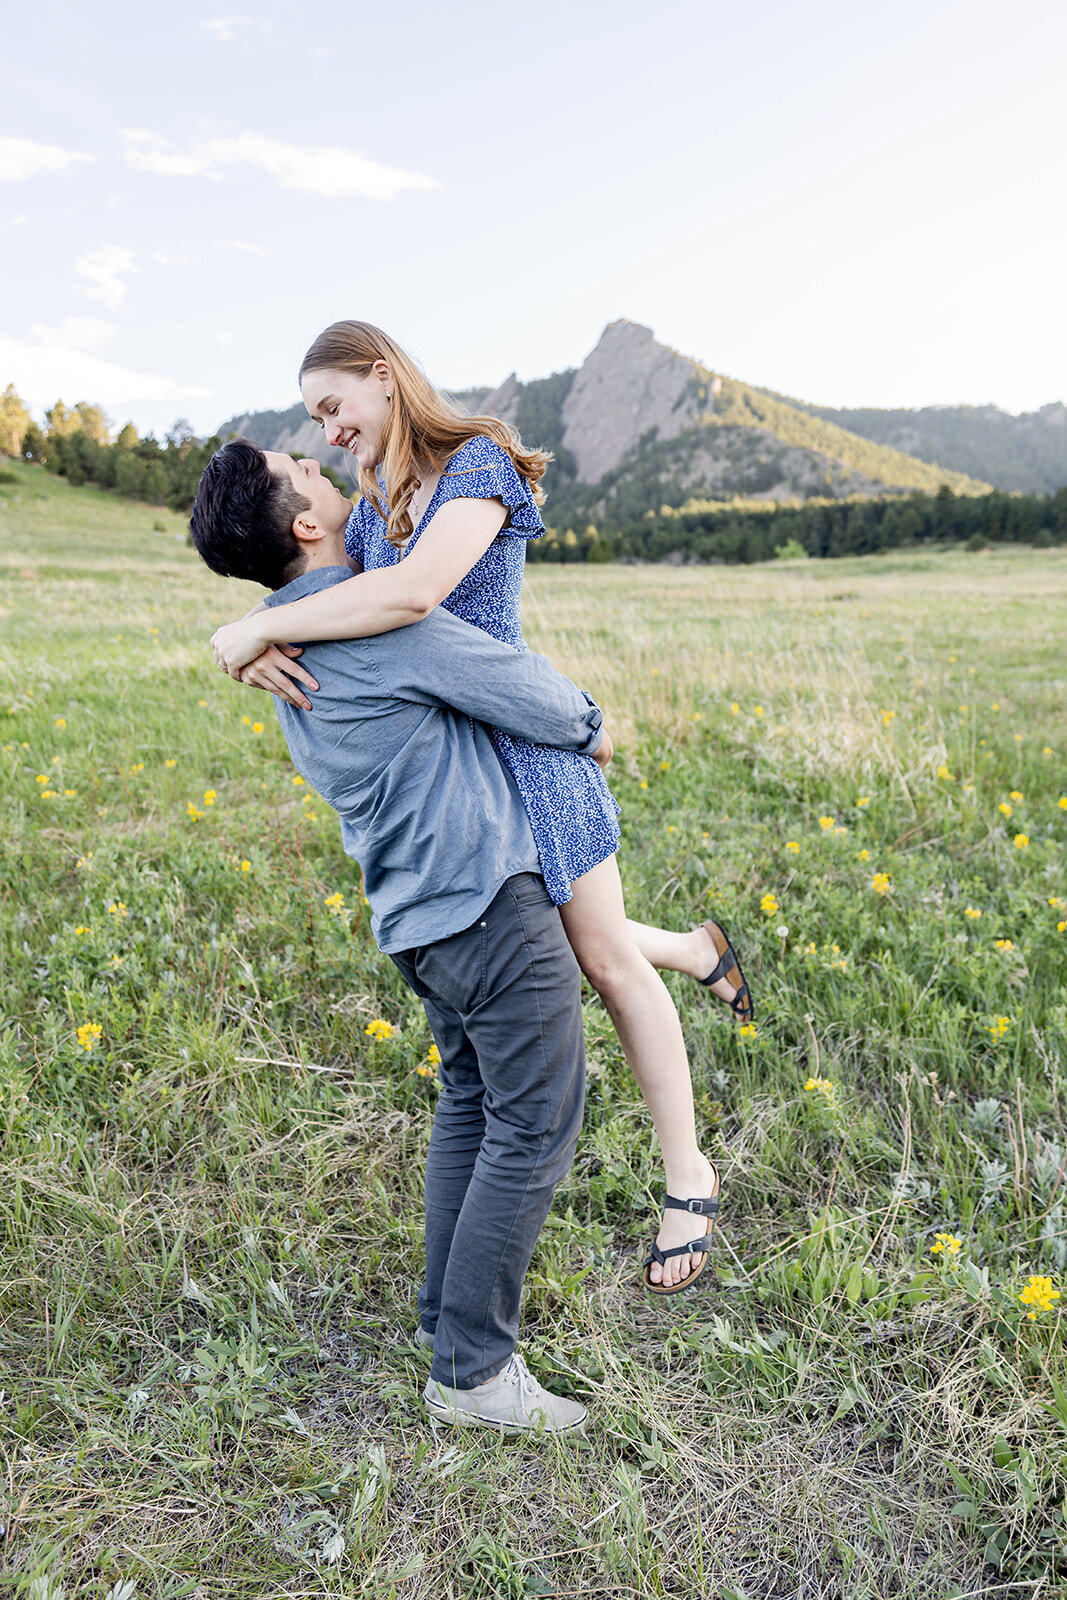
[930,1233,962,1256]
[819,815,835,831]
[804,1076,839,1109]
[427,1044,442,1065]
[1014,834,1029,849]
[203,789,217,806]
[786,840,799,852]
[365,1019,398,1042]
[998,802,1012,818]
[187,801,205,821]
[324,892,345,914]
[936,765,953,781]
[964,907,982,919]
[994,939,1014,951]
[107,901,128,918]
[77,1021,102,1053]
[1018,1275,1061,1321]
[739,1023,758,1038]
[760,893,779,917]
[871,873,890,895]
[988,1015,1011,1041]
[880,709,895,726]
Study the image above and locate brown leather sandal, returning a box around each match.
[698,919,754,1024]
[643,1172,720,1296]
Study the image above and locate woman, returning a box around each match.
[210,322,752,1292]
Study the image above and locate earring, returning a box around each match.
[386,391,393,401]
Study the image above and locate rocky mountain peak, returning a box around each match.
[560,320,707,483]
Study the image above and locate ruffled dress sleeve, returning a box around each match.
[344,500,369,566]
[438,436,545,540]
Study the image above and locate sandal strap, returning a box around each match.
[730,982,753,1021]
[699,948,737,989]
[646,1237,713,1266]
[663,1191,720,1216]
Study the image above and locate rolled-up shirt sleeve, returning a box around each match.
[374,610,603,754]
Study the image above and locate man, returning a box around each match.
[190,440,611,1434]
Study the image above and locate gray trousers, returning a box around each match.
[390,873,585,1389]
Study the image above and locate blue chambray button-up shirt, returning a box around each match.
[262,566,604,953]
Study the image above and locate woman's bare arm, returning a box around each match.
[211,497,508,688]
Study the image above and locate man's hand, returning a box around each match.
[211,615,275,676]
[237,644,319,710]
[591,726,614,769]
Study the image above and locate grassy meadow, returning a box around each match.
[1,459,1066,1599]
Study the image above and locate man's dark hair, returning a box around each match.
[190,438,311,589]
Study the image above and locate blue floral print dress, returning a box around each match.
[345,434,620,905]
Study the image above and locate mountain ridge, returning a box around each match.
[218,322,1066,529]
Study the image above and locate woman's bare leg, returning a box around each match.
[628,918,747,1010]
[559,857,717,1289]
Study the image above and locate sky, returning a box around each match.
[4,0,1066,439]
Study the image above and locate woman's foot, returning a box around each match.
[644,1155,720,1291]
[696,921,753,1023]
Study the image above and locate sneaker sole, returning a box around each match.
[424,1398,586,1436]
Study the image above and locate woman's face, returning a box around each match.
[301,363,391,472]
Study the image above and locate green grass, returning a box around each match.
[2,459,1066,1598]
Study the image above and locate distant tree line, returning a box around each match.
[1,383,222,509]
[0,383,352,510]
[532,483,1067,564]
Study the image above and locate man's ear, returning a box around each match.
[291,510,326,544]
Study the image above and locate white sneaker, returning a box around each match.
[414,1326,434,1351]
[424,1352,586,1435]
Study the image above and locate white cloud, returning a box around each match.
[151,247,193,265]
[0,327,211,409]
[216,239,271,257]
[9,213,27,226]
[0,137,94,183]
[30,317,117,355]
[121,128,438,201]
[200,15,273,43]
[73,245,137,311]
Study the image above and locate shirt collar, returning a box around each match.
[263,564,355,609]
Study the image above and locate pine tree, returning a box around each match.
[0,384,30,457]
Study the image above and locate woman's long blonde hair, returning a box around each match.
[299,320,551,548]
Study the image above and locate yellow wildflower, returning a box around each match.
[786,841,799,852]
[252,722,264,734]
[760,893,779,917]
[930,1233,962,1256]
[1014,834,1029,849]
[872,873,890,894]
[292,774,305,785]
[855,797,869,808]
[54,717,66,729]
[1010,790,1022,802]
[107,901,128,919]
[77,1021,102,1053]
[988,1015,1010,1041]
[936,765,953,781]
[427,1044,442,1065]
[1018,1275,1061,1320]
[323,892,346,913]
[365,1019,398,1042]
[730,703,740,715]
[998,803,1012,818]
[819,815,834,831]
[203,789,216,805]
[964,907,981,919]
[739,1023,758,1038]
[994,939,1014,951]
[754,705,763,717]
[164,758,177,768]
[239,860,251,873]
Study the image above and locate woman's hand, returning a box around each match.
[211,615,276,676]
[237,644,319,710]
[592,727,614,769]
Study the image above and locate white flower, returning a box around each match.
[777,925,789,938]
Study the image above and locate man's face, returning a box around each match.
[264,452,352,535]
